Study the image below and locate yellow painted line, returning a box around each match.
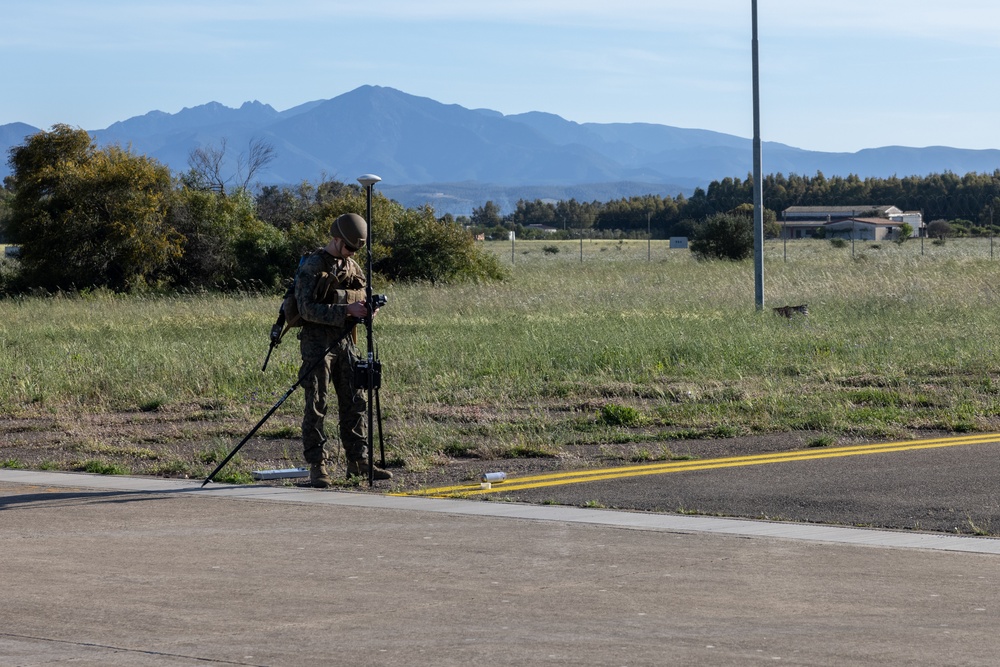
[395,432,1000,498]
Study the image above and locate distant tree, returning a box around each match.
[255,182,328,232]
[982,197,1000,229]
[728,202,779,238]
[690,213,754,261]
[896,222,914,243]
[0,188,11,242]
[595,197,648,232]
[6,125,181,291]
[706,176,751,212]
[681,187,714,221]
[314,179,355,204]
[948,218,973,237]
[508,199,557,229]
[764,219,781,239]
[240,137,276,188]
[926,219,953,240]
[184,137,276,195]
[185,140,226,193]
[471,201,503,228]
[554,198,597,232]
[256,184,309,231]
[167,187,289,289]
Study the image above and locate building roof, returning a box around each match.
[827,217,900,229]
[783,205,898,214]
[782,220,831,227]
[783,217,903,228]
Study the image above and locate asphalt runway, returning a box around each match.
[408,434,1000,535]
[5,454,1000,666]
[3,468,1000,666]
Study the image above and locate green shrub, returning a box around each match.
[599,404,646,427]
[375,205,507,284]
[6,126,181,292]
[167,188,291,290]
[807,435,836,448]
[690,213,753,261]
[212,470,254,485]
[82,460,128,475]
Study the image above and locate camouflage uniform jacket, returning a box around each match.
[294,249,366,333]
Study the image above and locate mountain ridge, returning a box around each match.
[3,85,999,215]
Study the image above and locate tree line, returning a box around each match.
[467,171,1000,240]
[0,126,505,294]
[4,124,1000,293]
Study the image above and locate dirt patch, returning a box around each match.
[0,407,849,492]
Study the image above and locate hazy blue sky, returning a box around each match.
[5,1,999,153]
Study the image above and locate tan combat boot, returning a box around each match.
[346,459,392,481]
[310,461,332,488]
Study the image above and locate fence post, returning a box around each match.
[647,212,651,262]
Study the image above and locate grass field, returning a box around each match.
[3,237,1000,481]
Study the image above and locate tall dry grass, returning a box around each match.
[4,237,1000,468]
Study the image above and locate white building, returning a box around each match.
[780,205,923,239]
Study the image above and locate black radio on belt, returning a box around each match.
[353,359,382,390]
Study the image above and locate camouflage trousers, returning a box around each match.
[298,325,368,465]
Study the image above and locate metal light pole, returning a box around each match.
[357,173,381,486]
[751,0,765,310]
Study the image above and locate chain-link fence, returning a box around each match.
[487,236,1000,266]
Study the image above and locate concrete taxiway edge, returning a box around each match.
[3,469,999,555]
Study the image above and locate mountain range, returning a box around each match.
[3,85,1000,216]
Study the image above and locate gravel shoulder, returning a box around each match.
[0,407,855,491]
[11,408,993,536]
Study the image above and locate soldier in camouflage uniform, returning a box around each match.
[295,213,391,488]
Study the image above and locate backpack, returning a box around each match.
[269,249,364,344]
[262,250,365,371]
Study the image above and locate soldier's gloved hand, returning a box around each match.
[346,301,370,319]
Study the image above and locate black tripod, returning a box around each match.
[201,322,356,487]
[352,332,386,485]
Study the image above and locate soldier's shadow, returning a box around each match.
[0,487,192,510]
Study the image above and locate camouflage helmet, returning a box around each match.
[330,213,367,251]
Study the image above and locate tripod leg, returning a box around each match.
[375,388,385,468]
[367,373,374,487]
[202,383,297,486]
[202,324,355,487]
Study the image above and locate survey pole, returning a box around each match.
[751,0,765,310]
[357,173,382,486]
